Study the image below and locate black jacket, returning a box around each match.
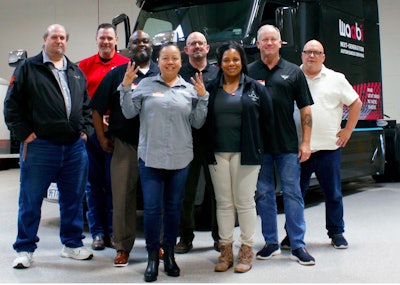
[205,73,274,165]
[4,52,92,144]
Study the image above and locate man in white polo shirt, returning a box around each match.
[281,39,362,250]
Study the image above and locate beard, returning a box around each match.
[133,50,151,65]
[192,52,205,60]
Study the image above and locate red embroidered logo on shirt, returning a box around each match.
[9,75,15,87]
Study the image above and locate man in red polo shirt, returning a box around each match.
[79,23,129,251]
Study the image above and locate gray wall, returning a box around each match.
[0,0,399,121]
[378,0,400,122]
[0,0,139,81]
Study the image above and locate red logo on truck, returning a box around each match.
[339,19,364,42]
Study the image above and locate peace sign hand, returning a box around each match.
[190,72,206,97]
[121,61,140,87]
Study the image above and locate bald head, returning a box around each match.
[301,39,326,78]
[44,24,69,41]
[184,31,210,68]
[303,39,324,54]
[128,30,152,66]
[186,31,207,46]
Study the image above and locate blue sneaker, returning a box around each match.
[256,244,281,260]
[331,234,348,249]
[290,247,315,266]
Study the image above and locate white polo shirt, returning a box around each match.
[301,65,359,151]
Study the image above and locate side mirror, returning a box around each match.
[9,50,27,67]
[152,30,177,46]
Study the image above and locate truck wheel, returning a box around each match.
[392,124,400,181]
[373,124,400,182]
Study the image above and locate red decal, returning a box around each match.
[9,75,15,87]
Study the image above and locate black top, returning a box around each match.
[206,73,274,165]
[4,52,92,144]
[179,61,219,85]
[213,78,243,152]
[90,60,160,145]
[179,61,219,147]
[248,58,314,154]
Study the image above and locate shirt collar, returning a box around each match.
[154,73,187,87]
[300,64,327,80]
[42,51,67,70]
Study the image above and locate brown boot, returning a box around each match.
[234,244,253,273]
[214,243,233,272]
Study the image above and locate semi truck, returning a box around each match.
[2,0,399,182]
[111,0,400,183]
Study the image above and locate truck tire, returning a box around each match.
[393,124,400,181]
[373,124,400,182]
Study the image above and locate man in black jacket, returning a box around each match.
[90,30,159,267]
[4,24,93,269]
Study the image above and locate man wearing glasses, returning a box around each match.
[175,31,220,254]
[289,39,361,249]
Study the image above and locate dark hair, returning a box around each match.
[216,41,248,75]
[97,23,117,35]
[158,42,180,56]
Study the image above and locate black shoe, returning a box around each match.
[290,247,315,266]
[280,235,291,250]
[331,234,348,249]
[144,250,159,282]
[174,240,193,254]
[163,246,180,277]
[213,240,220,252]
[91,235,105,250]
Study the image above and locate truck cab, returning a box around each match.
[112,0,399,182]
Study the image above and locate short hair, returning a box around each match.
[257,24,281,41]
[216,41,248,75]
[97,23,117,35]
[43,24,69,41]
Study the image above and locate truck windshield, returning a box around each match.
[135,0,254,43]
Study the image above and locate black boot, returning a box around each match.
[144,250,159,282]
[163,245,180,277]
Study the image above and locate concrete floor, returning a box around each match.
[1,167,400,283]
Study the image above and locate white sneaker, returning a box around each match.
[61,246,93,260]
[13,251,33,269]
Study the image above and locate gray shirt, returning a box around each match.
[43,51,71,118]
[119,74,209,169]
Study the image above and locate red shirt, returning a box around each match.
[79,52,129,98]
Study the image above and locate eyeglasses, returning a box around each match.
[187,41,206,47]
[302,50,324,56]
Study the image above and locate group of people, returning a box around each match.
[4,21,361,282]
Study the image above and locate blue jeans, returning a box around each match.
[139,159,189,252]
[256,153,306,250]
[300,149,344,237]
[13,137,88,253]
[86,132,113,238]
